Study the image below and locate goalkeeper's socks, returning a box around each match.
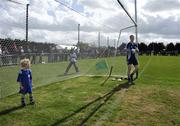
[130,73,134,81]
[128,77,131,84]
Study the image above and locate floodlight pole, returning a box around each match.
[26,4,29,43]
[98,32,100,49]
[135,0,138,43]
[107,36,109,47]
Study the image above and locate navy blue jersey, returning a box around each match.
[17,69,32,94]
[126,42,138,65]
[126,42,138,60]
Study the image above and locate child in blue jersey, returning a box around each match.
[126,35,139,84]
[17,58,35,106]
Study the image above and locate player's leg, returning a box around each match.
[64,62,73,74]
[73,63,79,73]
[29,93,35,105]
[134,65,138,79]
[129,56,138,80]
[127,64,132,84]
[21,94,26,106]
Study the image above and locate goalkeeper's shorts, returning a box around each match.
[127,56,138,65]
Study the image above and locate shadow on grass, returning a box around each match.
[0,105,23,117]
[0,103,35,117]
[52,81,133,126]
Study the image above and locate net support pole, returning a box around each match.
[115,25,135,56]
[77,24,80,48]
[117,0,137,27]
[26,4,29,43]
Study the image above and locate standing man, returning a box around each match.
[64,48,79,75]
[31,46,37,64]
[19,46,25,60]
[126,35,139,84]
[0,44,2,66]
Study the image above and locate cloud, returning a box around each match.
[143,0,180,12]
[0,0,180,45]
[139,14,180,37]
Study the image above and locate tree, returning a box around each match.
[139,42,148,54]
[148,42,158,55]
[166,43,175,55]
[175,43,180,54]
[166,43,175,51]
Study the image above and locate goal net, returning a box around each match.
[0,0,136,98]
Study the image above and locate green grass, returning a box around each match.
[0,56,180,126]
[0,57,127,98]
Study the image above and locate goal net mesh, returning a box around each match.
[0,0,135,98]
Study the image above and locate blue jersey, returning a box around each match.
[17,69,32,94]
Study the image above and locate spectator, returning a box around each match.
[26,45,32,60]
[2,46,9,65]
[11,42,18,65]
[39,50,43,63]
[19,46,25,60]
[31,46,37,64]
[0,44,2,66]
[64,48,79,75]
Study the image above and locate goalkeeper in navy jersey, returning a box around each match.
[126,35,139,84]
[64,49,79,75]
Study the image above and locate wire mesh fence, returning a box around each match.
[0,0,134,98]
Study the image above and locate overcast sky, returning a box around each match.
[0,0,180,46]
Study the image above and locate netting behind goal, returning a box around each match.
[0,0,135,98]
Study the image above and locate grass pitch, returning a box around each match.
[0,56,180,126]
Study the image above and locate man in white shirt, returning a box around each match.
[64,48,79,75]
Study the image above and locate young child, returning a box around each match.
[17,58,35,106]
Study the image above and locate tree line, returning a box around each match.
[138,42,180,56]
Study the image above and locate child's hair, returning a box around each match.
[20,58,31,69]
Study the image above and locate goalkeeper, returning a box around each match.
[126,35,139,84]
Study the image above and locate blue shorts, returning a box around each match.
[127,56,138,65]
[19,84,32,94]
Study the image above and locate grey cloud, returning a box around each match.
[80,0,106,9]
[143,0,180,12]
[28,16,78,31]
[138,14,180,42]
[139,15,180,37]
[104,12,135,32]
